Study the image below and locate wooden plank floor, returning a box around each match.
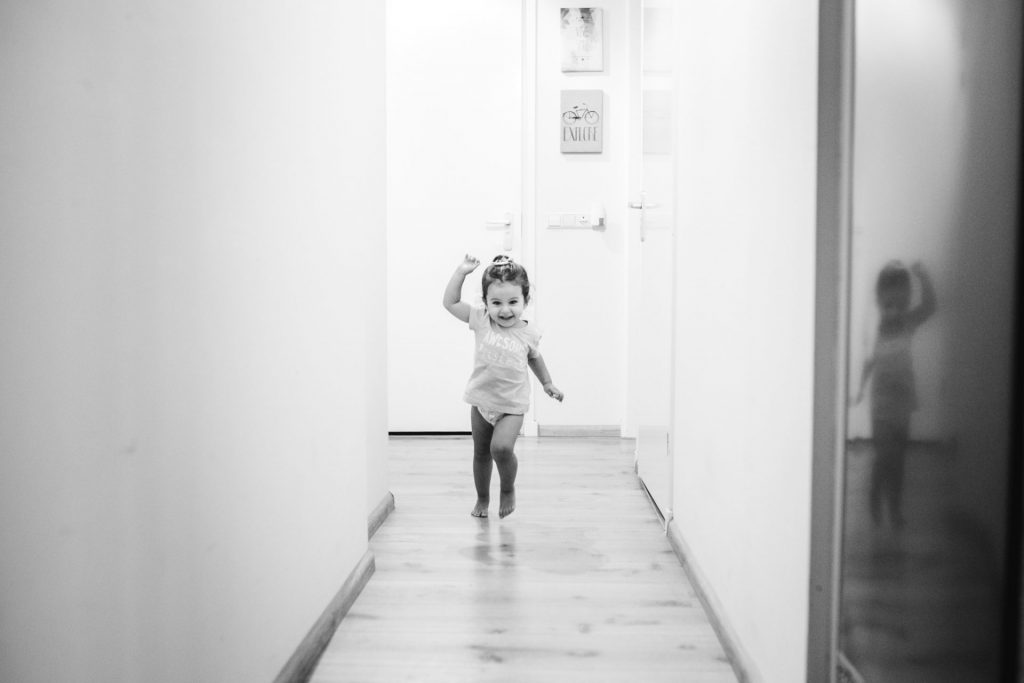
[311,436,737,683]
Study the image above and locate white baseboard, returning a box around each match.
[665,519,759,683]
[538,425,621,437]
[368,491,395,539]
[273,549,375,683]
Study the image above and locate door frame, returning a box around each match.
[522,0,539,437]
[806,0,854,680]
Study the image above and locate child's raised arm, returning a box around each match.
[442,254,480,323]
[907,262,937,328]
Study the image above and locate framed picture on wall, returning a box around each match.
[561,89,603,153]
[561,8,603,72]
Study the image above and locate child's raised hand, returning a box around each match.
[543,383,564,402]
[457,254,480,274]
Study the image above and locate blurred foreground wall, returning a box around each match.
[0,3,387,681]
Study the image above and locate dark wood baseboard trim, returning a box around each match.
[665,520,757,683]
[368,491,395,539]
[273,549,375,683]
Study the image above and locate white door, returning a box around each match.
[387,0,524,432]
[630,0,675,519]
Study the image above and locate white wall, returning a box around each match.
[670,3,819,681]
[533,0,631,428]
[0,3,386,682]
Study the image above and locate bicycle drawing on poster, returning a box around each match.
[562,104,600,125]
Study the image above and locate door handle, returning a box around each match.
[630,200,660,209]
[485,212,513,228]
[484,212,515,252]
[631,195,647,241]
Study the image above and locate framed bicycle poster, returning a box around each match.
[561,89,603,153]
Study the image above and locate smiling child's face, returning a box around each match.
[484,281,525,328]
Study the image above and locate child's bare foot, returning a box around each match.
[499,489,516,518]
[471,499,489,518]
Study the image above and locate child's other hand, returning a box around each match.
[457,254,481,274]
[543,383,564,402]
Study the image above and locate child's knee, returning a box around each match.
[490,442,515,463]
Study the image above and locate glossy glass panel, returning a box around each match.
[837,1,1022,681]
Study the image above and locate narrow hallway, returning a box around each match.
[311,437,737,682]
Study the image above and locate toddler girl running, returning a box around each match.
[443,254,564,518]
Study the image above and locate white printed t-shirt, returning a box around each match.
[463,306,541,415]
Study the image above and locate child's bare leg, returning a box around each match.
[470,407,494,517]
[889,422,909,528]
[491,414,523,518]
